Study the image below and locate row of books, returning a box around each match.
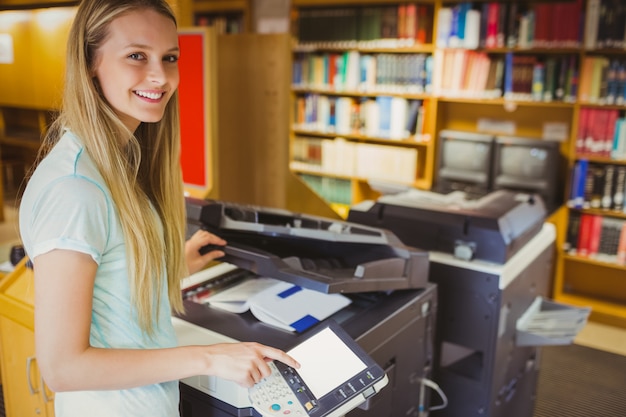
[194,13,244,34]
[565,212,626,263]
[568,161,626,212]
[293,94,428,141]
[432,51,579,101]
[291,136,418,185]
[291,50,626,106]
[436,1,582,50]
[579,57,626,105]
[502,53,579,102]
[575,108,624,158]
[434,49,504,98]
[295,4,432,46]
[565,212,626,266]
[292,52,433,95]
[584,0,626,50]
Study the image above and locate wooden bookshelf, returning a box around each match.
[288,0,626,327]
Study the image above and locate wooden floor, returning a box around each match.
[1,202,625,356]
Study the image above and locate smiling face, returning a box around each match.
[93,8,179,133]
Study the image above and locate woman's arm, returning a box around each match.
[33,249,298,393]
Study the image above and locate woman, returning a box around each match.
[19,0,298,415]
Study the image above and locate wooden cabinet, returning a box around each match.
[0,107,52,208]
[0,258,55,417]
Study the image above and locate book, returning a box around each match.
[206,277,352,332]
[587,214,604,258]
[564,211,582,254]
[569,159,588,209]
[596,217,624,262]
[617,221,626,265]
[576,213,594,257]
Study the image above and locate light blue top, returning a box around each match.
[19,130,180,417]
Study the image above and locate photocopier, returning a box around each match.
[173,197,438,417]
[348,189,589,417]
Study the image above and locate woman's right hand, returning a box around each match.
[200,342,300,388]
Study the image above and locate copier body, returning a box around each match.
[175,277,437,417]
[347,190,557,417]
[176,198,437,417]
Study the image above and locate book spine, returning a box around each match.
[577,213,593,257]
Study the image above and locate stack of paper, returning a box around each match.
[516,296,591,346]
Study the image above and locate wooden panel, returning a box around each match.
[29,8,74,109]
[214,33,291,208]
[562,259,626,306]
[0,8,74,109]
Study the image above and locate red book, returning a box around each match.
[576,107,589,155]
[587,214,604,257]
[485,3,499,48]
[416,5,430,44]
[397,4,407,39]
[533,3,550,47]
[405,4,417,40]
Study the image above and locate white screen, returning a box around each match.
[288,327,367,398]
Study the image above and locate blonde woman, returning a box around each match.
[19,0,298,416]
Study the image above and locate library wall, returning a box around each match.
[0,8,75,109]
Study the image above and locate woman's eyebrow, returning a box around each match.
[124,42,180,53]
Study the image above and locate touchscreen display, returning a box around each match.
[287,327,367,398]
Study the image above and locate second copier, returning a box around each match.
[348,189,589,417]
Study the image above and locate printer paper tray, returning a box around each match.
[220,243,428,294]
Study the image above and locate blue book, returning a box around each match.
[573,159,588,209]
[376,96,393,138]
[503,52,514,98]
[456,2,471,45]
[424,55,434,93]
[606,59,620,105]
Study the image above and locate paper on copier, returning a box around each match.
[207,277,351,332]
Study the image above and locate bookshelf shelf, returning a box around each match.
[190,0,252,34]
[437,97,577,108]
[292,128,431,147]
[293,44,435,54]
[555,293,626,326]
[563,253,626,270]
[291,87,432,101]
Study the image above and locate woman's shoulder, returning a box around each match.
[35,130,103,186]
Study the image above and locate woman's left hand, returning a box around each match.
[185,229,227,275]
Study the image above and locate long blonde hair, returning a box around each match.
[38,0,186,334]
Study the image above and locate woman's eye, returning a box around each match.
[165,55,179,63]
[129,53,144,60]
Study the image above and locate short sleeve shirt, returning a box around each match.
[19,131,180,417]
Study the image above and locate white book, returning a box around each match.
[363,99,380,138]
[463,9,481,49]
[584,0,600,49]
[207,277,351,332]
[436,8,452,48]
[390,97,409,139]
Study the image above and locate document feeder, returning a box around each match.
[185,197,429,294]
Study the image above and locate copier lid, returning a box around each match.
[185,198,430,294]
[348,189,547,264]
